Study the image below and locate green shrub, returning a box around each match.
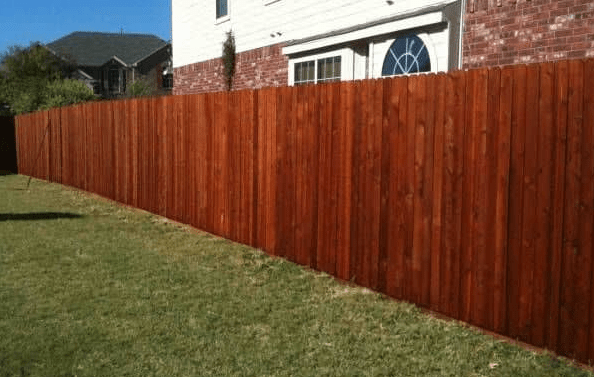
[41,79,95,110]
[126,78,154,98]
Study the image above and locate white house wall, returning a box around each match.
[172,0,459,69]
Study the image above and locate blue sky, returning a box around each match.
[0,0,171,54]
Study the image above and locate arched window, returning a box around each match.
[382,34,431,76]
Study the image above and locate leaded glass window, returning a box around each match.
[382,35,430,76]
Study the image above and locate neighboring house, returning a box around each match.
[172,0,594,95]
[46,32,173,98]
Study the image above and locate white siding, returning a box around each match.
[173,0,458,68]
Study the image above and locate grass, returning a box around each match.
[0,174,592,377]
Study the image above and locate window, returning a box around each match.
[108,69,118,93]
[107,68,126,94]
[288,48,352,85]
[162,74,173,90]
[92,81,101,95]
[294,61,315,85]
[382,34,430,76]
[293,55,341,85]
[317,56,341,83]
[108,69,121,93]
[216,0,228,19]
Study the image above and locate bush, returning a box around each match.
[126,78,154,98]
[41,79,95,110]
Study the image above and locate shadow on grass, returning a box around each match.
[0,212,85,222]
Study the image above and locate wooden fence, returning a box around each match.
[15,59,594,365]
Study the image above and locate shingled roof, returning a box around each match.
[46,32,169,67]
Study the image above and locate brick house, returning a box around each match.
[46,32,173,98]
[463,0,594,68]
[172,0,594,95]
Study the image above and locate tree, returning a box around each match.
[0,42,92,115]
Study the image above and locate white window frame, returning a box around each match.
[288,48,354,86]
[316,56,343,83]
[293,60,316,86]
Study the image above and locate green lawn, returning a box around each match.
[0,174,591,377]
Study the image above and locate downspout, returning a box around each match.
[459,0,466,69]
[369,41,374,79]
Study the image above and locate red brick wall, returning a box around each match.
[463,0,594,68]
[173,44,288,95]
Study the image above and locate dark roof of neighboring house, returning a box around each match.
[46,32,169,67]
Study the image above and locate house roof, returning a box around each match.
[46,32,169,67]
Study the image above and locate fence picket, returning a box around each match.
[575,60,594,363]
[443,71,466,318]
[379,78,394,295]
[506,65,528,340]
[429,74,446,309]
[469,68,489,328]
[316,83,335,274]
[559,59,587,361]
[585,59,594,363]
[483,67,501,332]
[385,76,408,300]
[336,82,354,281]
[530,62,554,347]
[547,60,569,353]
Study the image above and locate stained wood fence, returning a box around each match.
[15,59,594,365]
